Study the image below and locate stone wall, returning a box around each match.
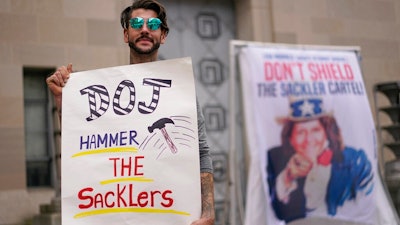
[1,0,400,224]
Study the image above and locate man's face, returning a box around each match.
[124,9,166,55]
[289,119,327,160]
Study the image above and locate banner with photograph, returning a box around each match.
[239,46,380,224]
[61,58,201,225]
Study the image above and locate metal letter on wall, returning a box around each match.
[196,12,220,39]
[199,58,224,86]
[203,105,226,132]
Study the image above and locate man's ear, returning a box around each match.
[123,29,129,43]
[160,32,167,44]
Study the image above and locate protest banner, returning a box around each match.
[61,57,201,225]
[237,45,395,225]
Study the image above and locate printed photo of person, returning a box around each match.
[266,97,374,223]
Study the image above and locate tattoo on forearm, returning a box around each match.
[201,172,215,218]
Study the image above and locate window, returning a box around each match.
[23,67,56,187]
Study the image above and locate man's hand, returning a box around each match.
[191,172,215,225]
[190,217,214,225]
[46,63,73,113]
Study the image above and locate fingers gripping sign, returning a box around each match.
[47,63,73,93]
[46,63,73,112]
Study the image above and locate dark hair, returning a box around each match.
[281,116,344,162]
[120,0,169,35]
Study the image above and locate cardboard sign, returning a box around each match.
[61,58,201,225]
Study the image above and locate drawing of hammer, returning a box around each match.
[148,118,178,154]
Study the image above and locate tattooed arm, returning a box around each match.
[191,172,215,225]
[194,98,214,224]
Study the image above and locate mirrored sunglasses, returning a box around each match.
[129,17,162,31]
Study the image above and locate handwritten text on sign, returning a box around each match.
[61,58,201,225]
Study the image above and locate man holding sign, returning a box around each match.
[46,1,215,225]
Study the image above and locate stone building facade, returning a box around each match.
[0,0,399,224]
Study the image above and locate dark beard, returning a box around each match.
[128,39,160,55]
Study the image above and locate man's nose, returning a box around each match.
[140,23,150,32]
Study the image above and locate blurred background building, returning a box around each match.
[0,0,399,224]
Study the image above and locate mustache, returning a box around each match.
[135,36,153,43]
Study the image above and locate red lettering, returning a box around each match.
[138,192,149,207]
[281,63,294,80]
[109,157,119,177]
[150,191,162,207]
[264,62,295,81]
[78,187,94,209]
[94,193,104,208]
[314,63,329,80]
[117,183,127,207]
[329,63,339,79]
[344,64,354,80]
[308,62,355,81]
[308,63,318,80]
[104,191,115,208]
[121,157,132,176]
[161,190,174,207]
[77,185,174,210]
[108,156,145,177]
[134,156,144,176]
[129,184,138,207]
[264,62,274,81]
[296,62,305,80]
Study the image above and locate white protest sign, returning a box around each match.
[61,57,201,225]
[239,47,380,225]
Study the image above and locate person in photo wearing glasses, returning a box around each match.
[46,1,215,225]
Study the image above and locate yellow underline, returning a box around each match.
[72,147,138,158]
[100,177,154,185]
[74,207,190,218]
